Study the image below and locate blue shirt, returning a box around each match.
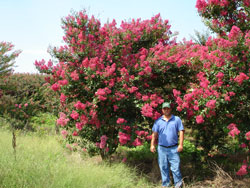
[152,115,184,147]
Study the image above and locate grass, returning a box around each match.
[1,122,249,188]
[0,129,153,188]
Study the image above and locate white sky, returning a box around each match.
[0,0,207,73]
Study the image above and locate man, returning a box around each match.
[150,101,184,188]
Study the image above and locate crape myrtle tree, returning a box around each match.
[0,41,21,79]
[174,0,250,175]
[35,10,197,159]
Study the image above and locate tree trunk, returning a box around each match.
[12,129,16,160]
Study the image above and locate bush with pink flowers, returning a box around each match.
[36,3,250,175]
[35,10,196,159]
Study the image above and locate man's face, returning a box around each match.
[162,107,172,116]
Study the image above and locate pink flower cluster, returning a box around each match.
[236,163,248,176]
[227,123,240,138]
[116,118,126,124]
[74,101,86,110]
[99,135,108,149]
[234,73,249,85]
[57,112,69,127]
[70,110,79,120]
[246,131,250,140]
[61,130,68,139]
[118,132,131,145]
[95,87,112,101]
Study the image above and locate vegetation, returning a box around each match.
[0,129,153,188]
[1,0,250,187]
[0,42,21,78]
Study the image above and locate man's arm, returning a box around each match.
[150,132,158,153]
[177,130,184,152]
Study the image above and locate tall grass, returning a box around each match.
[0,130,153,188]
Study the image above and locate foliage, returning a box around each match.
[0,129,152,188]
[29,112,57,135]
[0,73,60,130]
[35,10,196,159]
[0,73,59,115]
[118,142,156,162]
[0,41,21,78]
[190,29,211,45]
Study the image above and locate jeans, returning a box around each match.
[157,145,183,188]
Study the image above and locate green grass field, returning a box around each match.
[1,128,249,188]
[0,130,153,188]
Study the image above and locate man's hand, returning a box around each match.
[177,145,183,152]
[150,145,156,153]
[150,132,158,153]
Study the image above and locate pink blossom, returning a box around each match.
[246,131,250,140]
[200,80,209,88]
[194,105,199,111]
[234,73,249,85]
[135,130,146,136]
[98,95,107,101]
[128,86,138,93]
[132,138,142,146]
[227,123,237,130]
[236,164,248,176]
[95,142,100,148]
[70,110,79,120]
[146,135,152,140]
[196,115,204,124]
[24,103,28,107]
[224,94,230,101]
[228,127,240,138]
[96,88,106,96]
[117,118,126,124]
[60,93,67,103]
[57,112,69,127]
[206,100,216,109]
[216,72,224,79]
[173,89,181,97]
[228,26,241,40]
[144,66,152,74]
[119,132,131,145]
[244,0,250,6]
[113,105,119,111]
[72,131,78,136]
[229,91,235,96]
[51,83,60,91]
[58,79,68,86]
[141,103,153,118]
[196,0,207,12]
[76,122,83,130]
[80,114,88,125]
[74,101,86,110]
[150,101,158,108]
[122,157,127,163]
[70,70,79,81]
[240,143,247,148]
[100,135,108,149]
[61,130,68,137]
[142,95,149,101]
[105,147,109,152]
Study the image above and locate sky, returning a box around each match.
[0,0,207,73]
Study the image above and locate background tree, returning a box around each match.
[190,29,211,45]
[0,42,21,78]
